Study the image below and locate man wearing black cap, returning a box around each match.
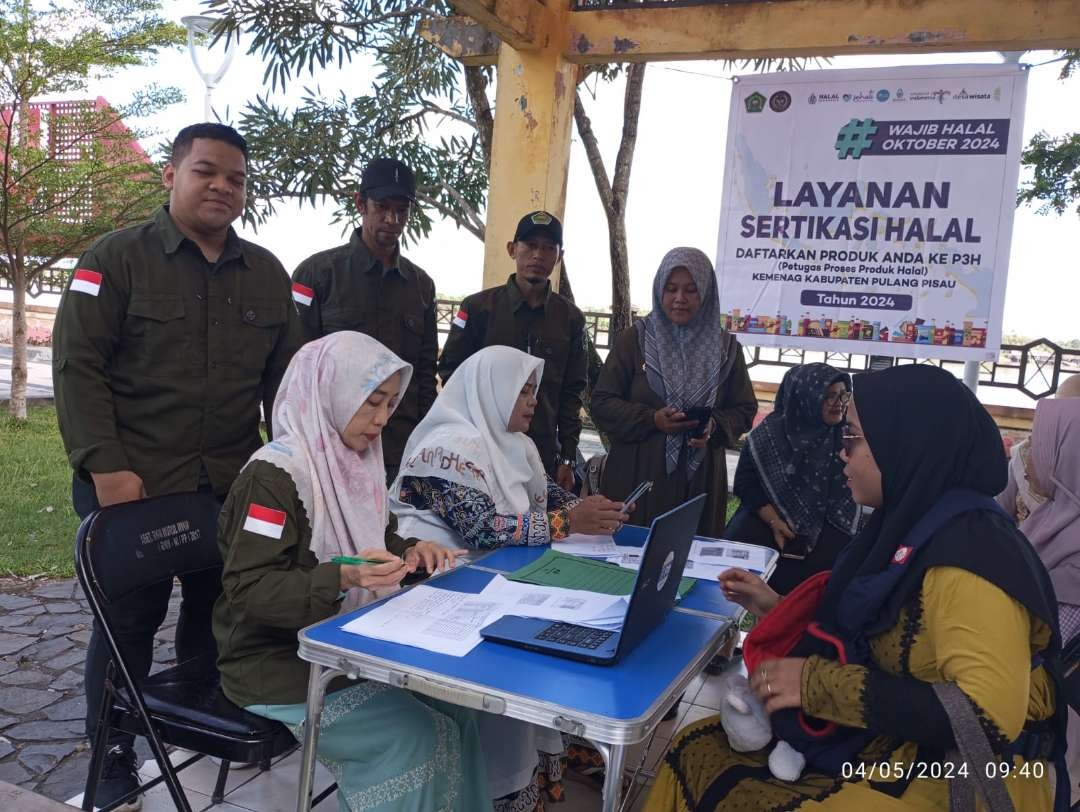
[292,158,437,480]
[439,210,587,490]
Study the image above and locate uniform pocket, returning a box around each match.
[533,336,569,386]
[321,306,365,333]
[233,300,287,372]
[122,295,189,373]
[399,311,424,355]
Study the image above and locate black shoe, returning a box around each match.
[92,745,143,811]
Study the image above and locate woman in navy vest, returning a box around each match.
[647,365,1064,811]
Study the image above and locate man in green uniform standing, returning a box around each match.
[438,211,587,492]
[291,158,438,482]
[52,123,304,809]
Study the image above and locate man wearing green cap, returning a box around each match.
[438,210,587,491]
[291,158,438,482]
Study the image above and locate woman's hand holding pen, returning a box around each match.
[338,548,410,590]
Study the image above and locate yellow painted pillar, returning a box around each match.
[483,32,576,290]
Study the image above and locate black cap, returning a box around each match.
[513,210,563,246]
[358,158,416,202]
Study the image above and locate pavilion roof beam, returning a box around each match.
[449,0,555,51]
[563,0,1080,64]
[418,16,500,65]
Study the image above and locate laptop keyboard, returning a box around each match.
[535,622,615,650]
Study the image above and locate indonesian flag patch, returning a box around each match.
[452,309,468,329]
[292,282,315,307]
[244,504,287,539]
[71,269,102,297]
[892,545,913,565]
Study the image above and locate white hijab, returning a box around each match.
[246,332,412,564]
[390,346,548,546]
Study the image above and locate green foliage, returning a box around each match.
[1018,131,1080,216]
[0,406,79,577]
[208,0,488,242]
[0,0,184,286]
[1017,50,1080,218]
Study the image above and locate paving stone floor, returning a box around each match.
[0,577,179,802]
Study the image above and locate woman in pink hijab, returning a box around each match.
[1021,397,1080,641]
[1021,396,1080,782]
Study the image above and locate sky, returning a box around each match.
[70,3,1080,340]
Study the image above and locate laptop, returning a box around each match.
[479,494,706,665]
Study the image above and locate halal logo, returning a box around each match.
[769,91,792,112]
[745,92,766,113]
[808,93,817,105]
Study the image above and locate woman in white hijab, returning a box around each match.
[214,332,490,812]
[391,345,628,550]
[390,345,630,810]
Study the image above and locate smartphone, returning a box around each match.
[682,406,712,438]
[623,480,653,508]
[780,535,809,560]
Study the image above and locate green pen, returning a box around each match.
[331,555,397,566]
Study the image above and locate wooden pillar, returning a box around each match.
[483,38,576,290]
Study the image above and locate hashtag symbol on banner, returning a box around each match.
[834,118,878,159]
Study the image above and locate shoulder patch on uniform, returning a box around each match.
[70,269,102,297]
[291,282,315,307]
[452,309,468,329]
[243,503,287,539]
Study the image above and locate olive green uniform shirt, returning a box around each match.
[291,232,438,471]
[437,274,587,473]
[213,460,417,707]
[52,206,304,498]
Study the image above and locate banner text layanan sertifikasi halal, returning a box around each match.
[715,64,1028,360]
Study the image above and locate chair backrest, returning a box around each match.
[76,492,223,607]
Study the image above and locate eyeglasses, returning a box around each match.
[840,430,864,454]
[824,391,852,406]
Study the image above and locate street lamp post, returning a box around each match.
[181,14,236,121]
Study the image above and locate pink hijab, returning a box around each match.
[1020,399,1080,604]
[247,332,412,564]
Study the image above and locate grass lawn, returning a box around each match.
[0,406,80,577]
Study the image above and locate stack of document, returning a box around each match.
[606,538,770,580]
[340,575,626,657]
[550,533,617,558]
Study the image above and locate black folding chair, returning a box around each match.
[75,492,332,811]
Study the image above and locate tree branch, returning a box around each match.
[464,66,493,168]
[573,90,613,217]
[415,190,484,241]
[611,63,646,209]
[421,101,476,129]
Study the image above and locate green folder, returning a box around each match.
[506,549,696,599]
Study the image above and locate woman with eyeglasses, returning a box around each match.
[647,364,1063,812]
[725,363,862,594]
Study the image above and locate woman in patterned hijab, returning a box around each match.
[726,363,862,593]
